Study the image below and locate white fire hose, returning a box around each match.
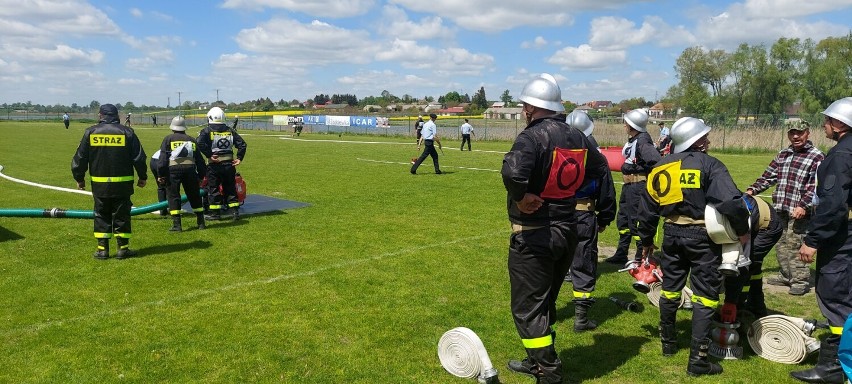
[646,282,693,309]
[705,205,751,276]
[438,327,499,383]
[747,315,821,364]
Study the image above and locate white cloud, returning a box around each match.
[118,78,145,85]
[336,69,428,95]
[589,16,695,50]
[521,36,549,49]
[221,0,375,17]
[9,45,104,65]
[378,5,454,40]
[130,8,143,18]
[548,44,626,70]
[233,18,379,65]
[696,7,848,49]
[375,39,493,75]
[740,0,852,18]
[388,0,635,32]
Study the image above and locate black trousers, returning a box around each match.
[659,224,722,341]
[723,216,783,304]
[570,210,598,294]
[167,165,203,215]
[461,134,471,151]
[150,158,168,214]
[64,120,69,129]
[411,141,440,173]
[816,224,852,331]
[509,221,577,383]
[207,162,238,211]
[93,195,132,238]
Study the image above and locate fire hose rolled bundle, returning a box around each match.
[705,205,751,276]
[646,282,693,309]
[437,327,499,384]
[747,315,821,364]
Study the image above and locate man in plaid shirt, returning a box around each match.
[746,122,824,295]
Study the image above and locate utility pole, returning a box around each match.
[177,92,182,110]
[167,97,170,108]
[216,89,220,103]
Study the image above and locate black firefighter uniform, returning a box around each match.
[72,119,147,246]
[197,122,247,213]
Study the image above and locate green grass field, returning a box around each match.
[0,121,826,383]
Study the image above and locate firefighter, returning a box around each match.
[792,97,852,384]
[637,117,750,376]
[157,116,208,232]
[71,104,147,259]
[197,107,247,221]
[564,110,617,332]
[502,74,609,384]
[604,108,661,265]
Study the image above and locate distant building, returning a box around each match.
[490,101,506,108]
[484,107,524,120]
[586,101,613,111]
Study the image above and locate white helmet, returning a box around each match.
[670,117,711,154]
[169,116,186,132]
[624,108,649,132]
[519,73,564,112]
[207,107,225,124]
[566,110,594,137]
[822,97,852,128]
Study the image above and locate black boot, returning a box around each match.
[633,239,644,261]
[169,215,182,232]
[196,212,206,230]
[232,207,240,221]
[687,338,723,376]
[605,231,630,264]
[790,335,844,383]
[573,298,598,332]
[660,322,678,356]
[115,238,138,260]
[93,238,109,260]
[746,279,768,318]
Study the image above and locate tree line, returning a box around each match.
[666,33,852,123]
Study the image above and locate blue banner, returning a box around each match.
[304,115,325,125]
[350,116,377,128]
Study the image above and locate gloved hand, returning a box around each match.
[721,302,737,323]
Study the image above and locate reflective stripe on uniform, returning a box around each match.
[691,295,719,309]
[751,273,763,281]
[619,228,630,235]
[170,210,182,215]
[661,290,681,300]
[94,232,112,239]
[573,291,591,299]
[227,202,240,208]
[831,325,844,335]
[741,286,751,293]
[91,175,134,183]
[114,233,132,239]
[521,334,553,349]
[192,207,204,213]
[210,204,223,210]
[632,235,641,242]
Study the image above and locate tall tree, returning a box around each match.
[471,86,488,110]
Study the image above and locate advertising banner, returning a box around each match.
[350,116,377,127]
[326,115,350,127]
[303,115,325,125]
[272,115,288,126]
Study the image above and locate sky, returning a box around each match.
[2,0,852,108]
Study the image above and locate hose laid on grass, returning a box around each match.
[747,315,821,364]
[0,165,92,196]
[438,327,499,383]
[646,282,693,309]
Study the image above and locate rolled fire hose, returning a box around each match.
[705,204,750,275]
[438,327,499,383]
[0,163,202,218]
[646,282,693,309]
[747,315,820,364]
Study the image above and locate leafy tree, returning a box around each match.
[471,86,487,110]
[500,89,513,106]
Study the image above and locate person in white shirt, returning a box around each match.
[410,113,442,175]
[460,119,475,151]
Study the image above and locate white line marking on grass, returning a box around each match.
[281,137,416,145]
[3,232,504,336]
[356,158,500,172]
